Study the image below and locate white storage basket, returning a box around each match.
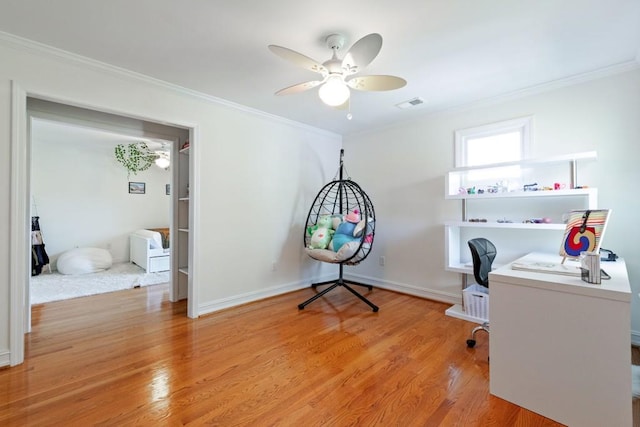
[463,283,489,321]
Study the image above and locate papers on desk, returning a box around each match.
[511,261,581,277]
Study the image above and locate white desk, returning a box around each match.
[489,252,631,427]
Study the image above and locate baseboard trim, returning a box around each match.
[196,275,335,317]
[197,273,462,317]
[0,350,11,368]
[344,272,461,305]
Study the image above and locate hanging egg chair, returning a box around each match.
[299,149,378,312]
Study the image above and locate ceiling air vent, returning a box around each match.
[395,97,425,110]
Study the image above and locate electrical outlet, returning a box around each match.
[379,256,385,267]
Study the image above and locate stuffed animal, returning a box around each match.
[353,217,375,244]
[307,215,333,237]
[307,215,335,249]
[331,209,362,252]
[308,227,334,249]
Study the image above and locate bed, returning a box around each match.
[129,228,170,273]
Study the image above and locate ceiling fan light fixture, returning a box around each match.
[270,33,404,108]
[318,76,350,106]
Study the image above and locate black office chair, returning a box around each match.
[466,238,496,348]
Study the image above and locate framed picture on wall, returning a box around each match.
[128,182,145,194]
[166,184,170,195]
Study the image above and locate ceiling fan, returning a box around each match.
[268,33,407,108]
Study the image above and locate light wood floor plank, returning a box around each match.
[0,283,566,426]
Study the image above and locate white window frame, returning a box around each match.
[454,116,532,168]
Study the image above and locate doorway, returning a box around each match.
[9,87,196,366]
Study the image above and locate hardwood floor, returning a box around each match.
[0,283,564,426]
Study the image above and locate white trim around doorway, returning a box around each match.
[9,82,198,366]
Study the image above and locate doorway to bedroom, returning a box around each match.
[27,98,188,306]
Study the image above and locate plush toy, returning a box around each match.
[331,209,362,252]
[308,227,334,249]
[353,217,375,244]
[307,215,335,249]
[307,215,333,237]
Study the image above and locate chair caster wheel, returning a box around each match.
[298,304,305,310]
[466,339,476,348]
[373,307,379,312]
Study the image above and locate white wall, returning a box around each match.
[0,34,341,365]
[31,126,171,266]
[344,68,640,339]
[4,31,638,367]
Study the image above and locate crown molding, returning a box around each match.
[449,60,640,114]
[349,59,640,138]
[0,31,340,140]
[2,30,636,141]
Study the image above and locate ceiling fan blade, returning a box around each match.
[347,75,407,91]
[268,45,327,75]
[341,33,383,75]
[275,80,324,96]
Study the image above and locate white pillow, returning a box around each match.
[133,229,163,249]
[57,248,113,275]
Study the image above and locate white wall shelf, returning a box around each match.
[445,190,597,273]
[444,151,599,320]
[445,188,596,200]
[445,304,488,325]
[445,220,567,230]
[447,151,596,174]
[445,151,597,198]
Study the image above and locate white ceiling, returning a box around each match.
[2,0,639,136]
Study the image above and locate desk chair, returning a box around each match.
[466,237,496,348]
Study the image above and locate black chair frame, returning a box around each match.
[298,149,378,312]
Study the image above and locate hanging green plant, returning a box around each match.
[114,142,155,178]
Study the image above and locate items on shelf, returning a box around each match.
[458,181,587,195]
[523,217,552,224]
[466,217,557,224]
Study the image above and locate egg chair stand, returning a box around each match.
[298,264,378,311]
[299,149,378,312]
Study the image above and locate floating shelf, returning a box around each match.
[444,221,566,231]
[445,188,596,200]
[445,304,486,325]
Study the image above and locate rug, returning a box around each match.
[30,262,170,304]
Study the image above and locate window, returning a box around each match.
[454,116,532,168]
